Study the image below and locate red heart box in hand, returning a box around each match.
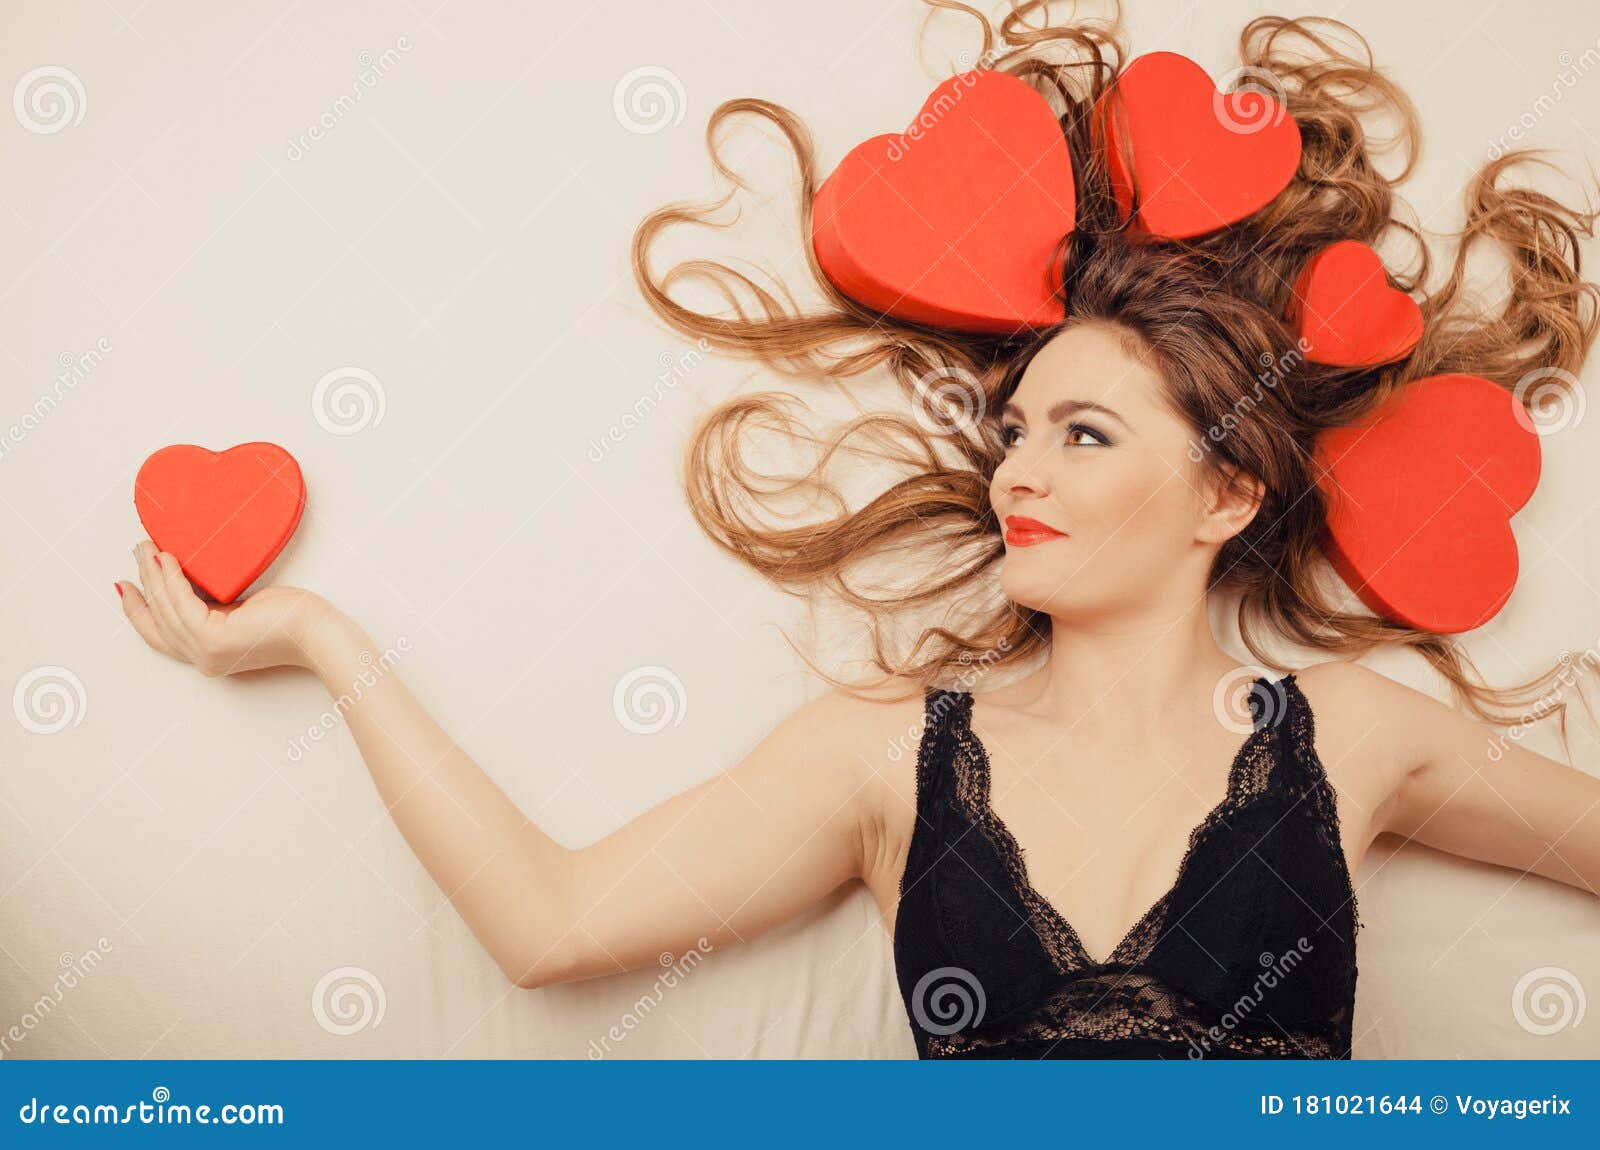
[134,442,306,604]
[1315,374,1540,634]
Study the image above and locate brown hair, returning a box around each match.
[631,1,1600,742]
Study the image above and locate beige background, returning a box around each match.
[2,0,1598,1058]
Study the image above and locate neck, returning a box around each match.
[1023,595,1249,740]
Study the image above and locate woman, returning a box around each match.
[115,6,1600,1057]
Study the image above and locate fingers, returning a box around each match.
[154,543,210,634]
[115,578,186,661]
[131,540,195,659]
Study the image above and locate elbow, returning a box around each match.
[506,936,583,990]
[505,848,586,990]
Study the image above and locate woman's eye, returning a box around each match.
[1002,423,1109,449]
[1065,422,1111,447]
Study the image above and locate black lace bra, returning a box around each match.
[893,673,1362,1059]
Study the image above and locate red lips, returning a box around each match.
[1004,515,1068,547]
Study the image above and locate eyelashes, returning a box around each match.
[1000,422,1113,449]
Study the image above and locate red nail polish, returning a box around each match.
[114,582,123,599]
[152,553,162,569]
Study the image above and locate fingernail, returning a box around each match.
[113,581,123,600]
[152,553,162,569]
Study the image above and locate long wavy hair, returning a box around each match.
[631,1,1600,741]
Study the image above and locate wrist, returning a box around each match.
[291,594,367,677]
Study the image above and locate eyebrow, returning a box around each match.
[999,398,1132,432]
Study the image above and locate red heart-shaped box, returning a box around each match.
[1315,374,1540,634]
[1292,240,1423,367]
[1098,51,1302,238]
[133,442,306,604]
[811,69,1076,334]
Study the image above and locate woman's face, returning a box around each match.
[989,322,1252,621]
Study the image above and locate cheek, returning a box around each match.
[1070,456,1188,541]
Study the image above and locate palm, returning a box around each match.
[196,585,322,675]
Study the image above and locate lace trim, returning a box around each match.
[945,676,1283,971]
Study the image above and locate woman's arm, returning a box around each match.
[1346,661,1600,896]
[117,540,890,991]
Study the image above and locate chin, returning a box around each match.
[1003,548,1120,606]
[1000,569,1076,615]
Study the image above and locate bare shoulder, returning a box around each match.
[1286,660,1438,863]
[803,676,929,798]
[1292,660,1441,775]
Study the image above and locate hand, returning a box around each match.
[115,539,330,677]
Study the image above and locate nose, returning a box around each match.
[993,450,1048,503]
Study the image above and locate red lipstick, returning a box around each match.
[1004,515,1068,547]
